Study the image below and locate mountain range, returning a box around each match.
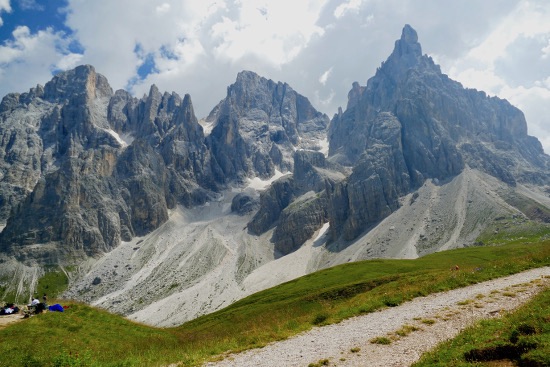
[0,25,548,326]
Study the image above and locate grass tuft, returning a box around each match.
[395,324,421,337]
[370,336,392,345]
[308,358,330,366]
[312,313,328,325]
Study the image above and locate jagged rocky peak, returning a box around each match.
[107,83,201,146]
[382,24,440,79]
[326,24,550,243]
[43,64,113,103]
[208,70,329,181]
[0,64,220,264]
[394,24,421,58]
[331,24,547,176]
[177,94,198,127]
[345,82,365,110]
[0,83,47,112]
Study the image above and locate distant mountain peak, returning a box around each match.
[43,64,113,103]
[384,24,425,74]
[236,69,261,80]
[401,24,419,45]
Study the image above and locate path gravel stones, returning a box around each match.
[204,267,549,367]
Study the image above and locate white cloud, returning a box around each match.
[61,0,328,114]
[499,84,550,153]
[18,0,44,11]
[56,52,83,70]
[334,0,363,19]
[209,0,327,66]
[449,67,505,96]
[63,0,230,92]
[315,89,335,107]
[465,2,550,65]
[0,0,11,26]
[0,0,10,11]
[155,3,170,14]
[440,0,550,152]
[319,67,332,85]
[0,26,81,95]
[0,0,548,152]
[542,39,550,59]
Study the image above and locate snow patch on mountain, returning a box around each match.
[102,128,134,148]
[199,118,215,136]
[246,170,291,190]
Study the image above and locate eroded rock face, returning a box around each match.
[326,24,549,242]
[0,65,218,263]
[1,26,549,323]
[327,112,411,241]
[231,193,259,215]
[248,176,295,235]
[248,150,345,255]
[207,71,329,181]
[0,25,548,268]
[272,191,328,256]
[0,65,334,264]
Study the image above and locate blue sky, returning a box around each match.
[0,0,69,37]
[1,0,549,153]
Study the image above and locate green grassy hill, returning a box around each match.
[1,240,549,367]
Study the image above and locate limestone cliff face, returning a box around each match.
[326,24,549,242]
[248,150,345,256]
[327,112,411,241]
[1,26,549,321]
[0,65,332,264]
[0,26,548,267]
[329,25,545,178]
[272,191,328,256]
[207,71,329,181]
[0,65,217,262]
[0,65,114,222]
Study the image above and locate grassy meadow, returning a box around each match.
[0,240,548,366]
[413,285,550,367]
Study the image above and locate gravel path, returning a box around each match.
[0,313,22,330]
[204,267,549,367]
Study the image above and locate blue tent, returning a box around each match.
[48,304,64,312]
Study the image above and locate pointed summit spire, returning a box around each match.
[401,24,418,44]
[369,24,427,84]
[392,24,422,61]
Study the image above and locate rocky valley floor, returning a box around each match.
[202,266,549,367]
[58,167,548,328]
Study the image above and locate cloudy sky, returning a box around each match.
[0,0,549,153]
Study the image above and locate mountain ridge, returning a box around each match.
[0,25,548,326]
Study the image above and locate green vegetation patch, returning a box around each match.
[36,266,69,300]
[370,336,392,345]
[413,286,550,367]
[503,192,550,224]
[395,324,420,337]
[308,358,330,367]
[0,240,548,366]
[0,302,182,367]
[477,215,550,246]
